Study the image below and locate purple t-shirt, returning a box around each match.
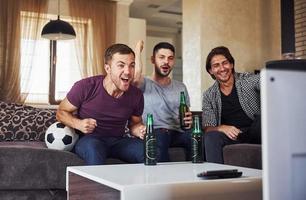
[66,75,144,137]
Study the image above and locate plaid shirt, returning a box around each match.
[202,72,260,127]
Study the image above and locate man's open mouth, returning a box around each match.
[121,77,129,83]
[161,66,169,71]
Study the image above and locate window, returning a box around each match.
[21,38,50,103]
[20,12,83,104]
[55,41,80,101]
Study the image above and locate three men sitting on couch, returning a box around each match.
[56,43,261,165]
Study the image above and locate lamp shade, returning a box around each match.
[41,17,76,40]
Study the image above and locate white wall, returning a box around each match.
[129,18,146,73]
[116,2,131,43]
[182,0,281,111]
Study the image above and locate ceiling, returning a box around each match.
[129,0,182,30]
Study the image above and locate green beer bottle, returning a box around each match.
[191,115,203,163]
[144,114,157,165]
[179,91,190,130]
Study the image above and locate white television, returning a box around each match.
[261,60,306,200]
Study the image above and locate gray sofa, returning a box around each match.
[0,101,261,200]
[0,101,84,200]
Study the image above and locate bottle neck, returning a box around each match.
[193,116,201,133]
[180,92,186,105]
[146,114,153,133]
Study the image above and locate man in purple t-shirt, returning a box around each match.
[56,44,146,165]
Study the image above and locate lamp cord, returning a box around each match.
[57,0,60,20]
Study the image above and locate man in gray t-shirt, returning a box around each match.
[134,41,193,162]
[140,78,190,131]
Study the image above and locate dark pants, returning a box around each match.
[205,115,261,164]
[74,134,144,165]
[155,128,192,162]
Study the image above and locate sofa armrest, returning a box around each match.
[0,142,84,190]
[223,144,262,169]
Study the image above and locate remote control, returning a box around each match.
[197,169,242,179]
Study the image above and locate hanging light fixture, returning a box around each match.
[41,0,76,40]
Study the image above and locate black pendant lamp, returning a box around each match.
[41,0,76,40]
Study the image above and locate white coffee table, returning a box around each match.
[67,162,262,200]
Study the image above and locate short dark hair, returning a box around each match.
[104,43,135,64]
[153,42,175,56]
[205,46,235,79]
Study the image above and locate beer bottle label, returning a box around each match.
[192,137,199,158]
[145,138,156,160]
[191,135,203,163]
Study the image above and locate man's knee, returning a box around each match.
[120,138,144,163]
[75,136,107,165]
[204,131,224,145]
[75,136,98,153]
[131,141,144,163]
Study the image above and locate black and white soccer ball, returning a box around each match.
[45,122,79,151]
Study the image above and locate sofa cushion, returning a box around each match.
[0,141,84,190]
[223,144,262,169]
[0,101,56,141]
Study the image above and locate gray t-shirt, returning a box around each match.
[140,77,190,132]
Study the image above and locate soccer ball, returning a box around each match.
[45,122,79,151]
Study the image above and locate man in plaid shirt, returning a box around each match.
[202,46,261,164]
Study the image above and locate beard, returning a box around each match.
[154,64,172,77]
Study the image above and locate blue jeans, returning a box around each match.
[74,134,144,165]
[155,128,192,162]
